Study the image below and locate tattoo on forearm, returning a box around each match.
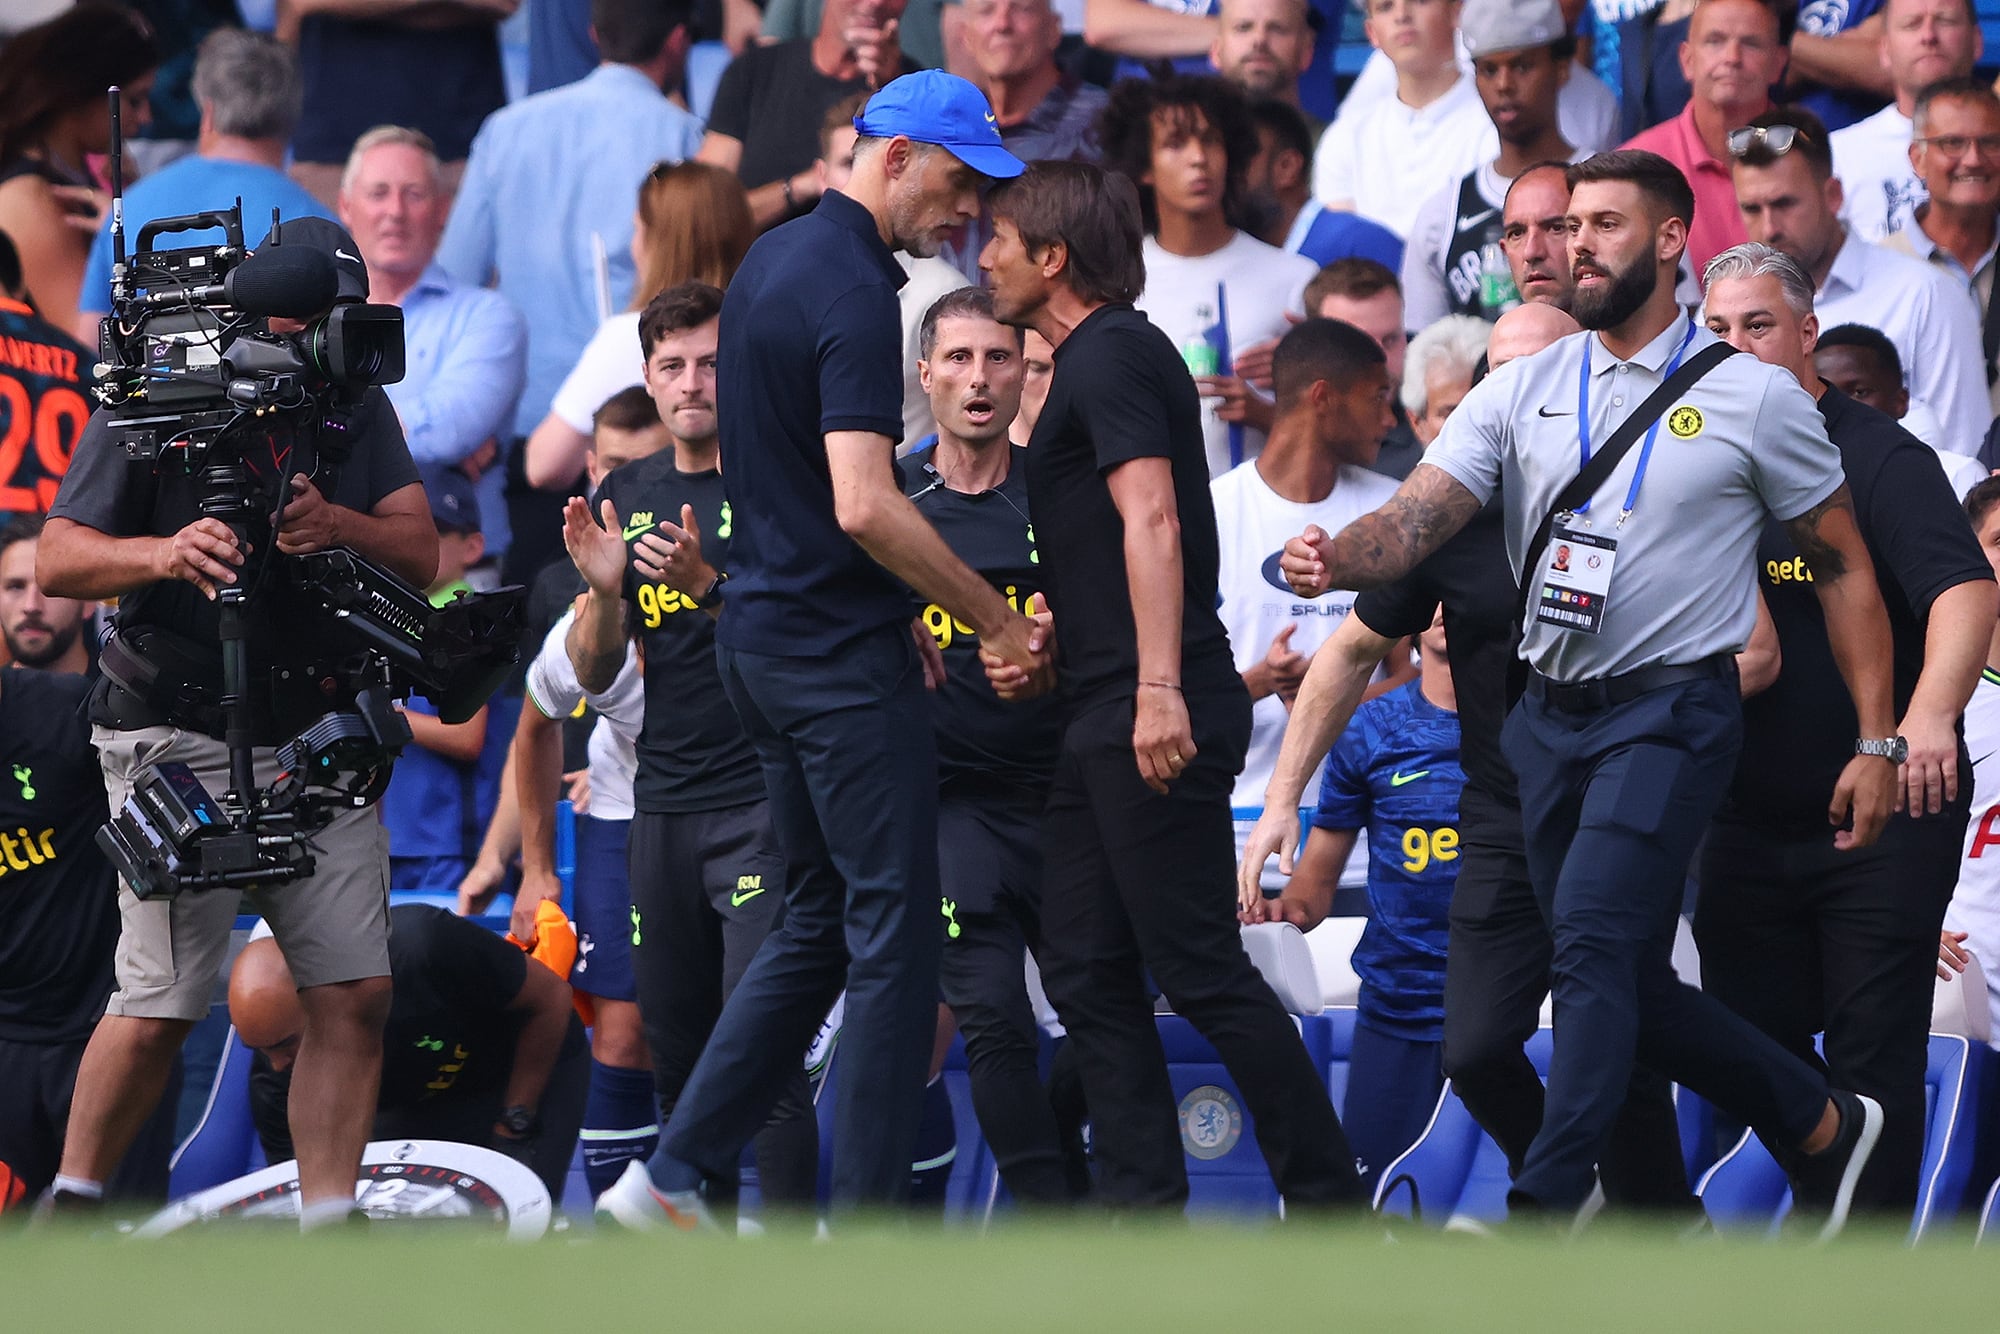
[1324,465,1482,588]
[1783,486,1854,581]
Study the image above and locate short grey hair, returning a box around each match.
[1702,242,1816,318]
[1402,315,1493,416]
[191,28,301,142]
[340,125,443,198]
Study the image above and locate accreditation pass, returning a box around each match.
[1535,519,1617,635]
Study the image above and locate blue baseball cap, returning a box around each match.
[853,71,1025,180]
[419,464,481,535]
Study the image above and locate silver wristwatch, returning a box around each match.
[1855,736,1910,764]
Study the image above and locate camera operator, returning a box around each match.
[35,216,438,1230]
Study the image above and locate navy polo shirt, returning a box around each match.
[716,190,912,656]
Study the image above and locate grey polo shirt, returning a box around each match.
[1426,313,1845,682]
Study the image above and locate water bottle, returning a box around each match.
[1479,227,1520,319]
[1181,304,1220,378]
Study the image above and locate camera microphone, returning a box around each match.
[221,245,341,320]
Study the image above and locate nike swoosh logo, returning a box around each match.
[1390,770,1429,786]
[1537,406,1573,417]
[335,249,360,264]
[1458,208,1497,230]
[1973,751,1996,768]
[730,886,766,907]
[622,519,654,541]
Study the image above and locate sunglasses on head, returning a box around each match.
[1726,124,1809,159]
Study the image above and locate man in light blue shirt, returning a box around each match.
[439,0,705,452]
[76,29,328,344]
[340,128,527,564]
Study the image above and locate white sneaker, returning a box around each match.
[594,1160,717,1233]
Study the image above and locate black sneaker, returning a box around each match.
[1788,1090,1883,1241]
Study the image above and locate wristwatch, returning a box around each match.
[1855,736,1910,764]
[693,570,730,610]
[495,1105,539,1139]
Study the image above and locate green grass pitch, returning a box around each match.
[12,1217,1999,1332]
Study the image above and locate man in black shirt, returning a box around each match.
[0,665,176,1210]
[1698,244,1998,1213]
[979,160,1361,1212]
[1243,314,1693,1209]
[696,0,918,229]
[234,905,587,1200]
[37,218,439,1229]
[906,288,1072,1205]
[562,283,818,1214]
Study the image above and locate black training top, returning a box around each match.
[906,446,1065,785]
[598,454,762,814]
[49,392,419,739]
[1025,304,1239,711]
[715,191,912,656]
[1726,387,1994,826]
[0,669,115,1044]
[1354,499,1525,806]
[251,904,530,1161]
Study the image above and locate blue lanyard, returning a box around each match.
[1573,322,1697,521]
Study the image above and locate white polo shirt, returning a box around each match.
[1832,104,1924,243]
[1815,233,1987,455]
[1425,312,1845,682]
[524,608,642,821]
[1312,73,1492,239]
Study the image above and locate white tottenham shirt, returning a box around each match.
[1213,458,1400,889]
[524,607,642,821]
[1945,667,2000,1048]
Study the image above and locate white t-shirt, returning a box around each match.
[1137,231,1316,477]
[1832,104,1924,243]
[1212,459,1402,809]
[549,311,643,435]
[1345,47,1619,157]
[1313,72,1492,239]
[1214,460,1400,891]
[1945,669,2000,1047]
[524,608,642,821]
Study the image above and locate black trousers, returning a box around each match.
[627,802,817,1206]
[1037,691,1361,1210]
[661,628,943,1208]
[1441,783,1692,1208]
[1504,671,1827,1211]
[1695,803,1966,1214]
[372,1015,591,1201]
[0,1034,179,1204]
[935,777,1071,1206]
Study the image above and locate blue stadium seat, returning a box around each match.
[167,1028,267,1199]
[937,1035,1005,1225]
[1694,1033,1990,1240]
[1371,1029,1551,1231]
[1979,1176,2000,1244]
[1310,1005,1360,1116]
[1156,1013,1337,1218]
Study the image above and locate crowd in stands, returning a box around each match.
[6,0,2000,1228]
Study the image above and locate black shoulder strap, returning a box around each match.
[1519,339,1737,618]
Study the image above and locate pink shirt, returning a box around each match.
[1622,103,1750,282]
